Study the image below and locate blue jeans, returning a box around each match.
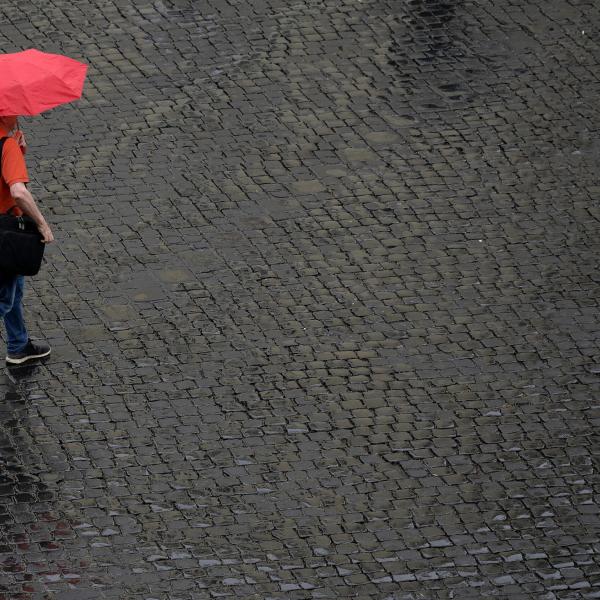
[0,274,28,354]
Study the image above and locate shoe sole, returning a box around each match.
[5,349,51,365]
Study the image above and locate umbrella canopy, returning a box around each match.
[0,49,87,116]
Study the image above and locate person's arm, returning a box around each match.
[9,183,54,243]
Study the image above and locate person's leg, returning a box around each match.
[0,272,19,338]
[3,275,28,355]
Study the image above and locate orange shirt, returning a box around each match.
[0,131,27,216]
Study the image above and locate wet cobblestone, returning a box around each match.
[0,0,599,598]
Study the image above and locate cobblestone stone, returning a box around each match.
[0,0,598,598]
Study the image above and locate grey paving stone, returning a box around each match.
[0,0,598,598]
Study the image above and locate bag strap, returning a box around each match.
[0,136,6,174]
[0,137,20,216]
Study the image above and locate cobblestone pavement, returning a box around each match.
[0,0,598,598]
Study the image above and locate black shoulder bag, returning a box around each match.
[0,137,45,276]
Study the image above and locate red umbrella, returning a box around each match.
[0,49,87,116]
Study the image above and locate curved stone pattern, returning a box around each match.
[0,0,598,598]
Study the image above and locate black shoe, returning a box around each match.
[6,340,51,365]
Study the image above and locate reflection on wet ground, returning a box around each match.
[0,372,87,598]
[391,0,460,59]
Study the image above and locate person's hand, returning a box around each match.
[37,222,54,244]
[13,130,26,154]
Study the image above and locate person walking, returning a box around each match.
[0,115,53,364]
[0,49,87,364]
